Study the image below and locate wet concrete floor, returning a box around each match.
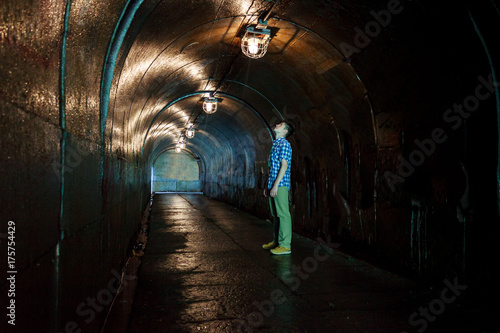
[125,193,483,333]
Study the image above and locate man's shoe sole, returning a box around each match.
[271,250,291,255]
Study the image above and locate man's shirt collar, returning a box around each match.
[273,137,286,143]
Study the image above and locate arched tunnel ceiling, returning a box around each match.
[108,0,374,168]
[147,95,265,166]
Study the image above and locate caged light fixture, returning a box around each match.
[178,139,186,149]
[175,136,186,152]
[186,124,195,139]
[241,19,271,59]
[202,96,219,114]
[241,1,278,59]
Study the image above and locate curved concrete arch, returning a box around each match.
[120,15,252,141]
[141,90,274,153]
[100,0,145,136]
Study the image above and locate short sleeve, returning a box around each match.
[278,140,292,163]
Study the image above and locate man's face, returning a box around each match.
[273,122,287,136]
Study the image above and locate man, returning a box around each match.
[263,120,294,255]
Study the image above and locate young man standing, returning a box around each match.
[262,120,294,255]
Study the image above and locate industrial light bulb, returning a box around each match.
[203,97,218,114]
[247,38,259,54]
[241,24,271,59]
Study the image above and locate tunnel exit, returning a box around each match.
[152,150,202,193]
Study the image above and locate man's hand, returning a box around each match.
[267,160,287,198]
[270,185,278,197]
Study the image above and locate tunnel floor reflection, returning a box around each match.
[127,194,472,332]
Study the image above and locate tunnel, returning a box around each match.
[1,0,499,331]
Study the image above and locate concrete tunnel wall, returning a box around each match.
[1,0,152,331]
[1,0,499,331]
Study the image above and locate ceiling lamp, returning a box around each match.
[175,136,186,153]
[186,125,195,139]
[203,96,219,114]
[241,19,271,59]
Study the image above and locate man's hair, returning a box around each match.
[283,120,295,138]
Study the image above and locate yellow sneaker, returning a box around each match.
[270,246,291,255]
[262,241,276,250]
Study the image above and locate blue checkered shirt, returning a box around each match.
[268,137,292,190]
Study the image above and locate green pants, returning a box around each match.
[269,187,292,248]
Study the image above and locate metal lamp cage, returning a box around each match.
[203,97,219,114]
[186,126,195,138]
[241,26,271,59]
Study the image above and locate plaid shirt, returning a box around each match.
[268,137,292,190]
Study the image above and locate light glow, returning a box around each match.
[241,25,271,59]
[247,38,260,54]
[203,97,218,114]
[186,127,195,138]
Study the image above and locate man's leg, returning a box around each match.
[269,196,280,245]
[274,187,292,248]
